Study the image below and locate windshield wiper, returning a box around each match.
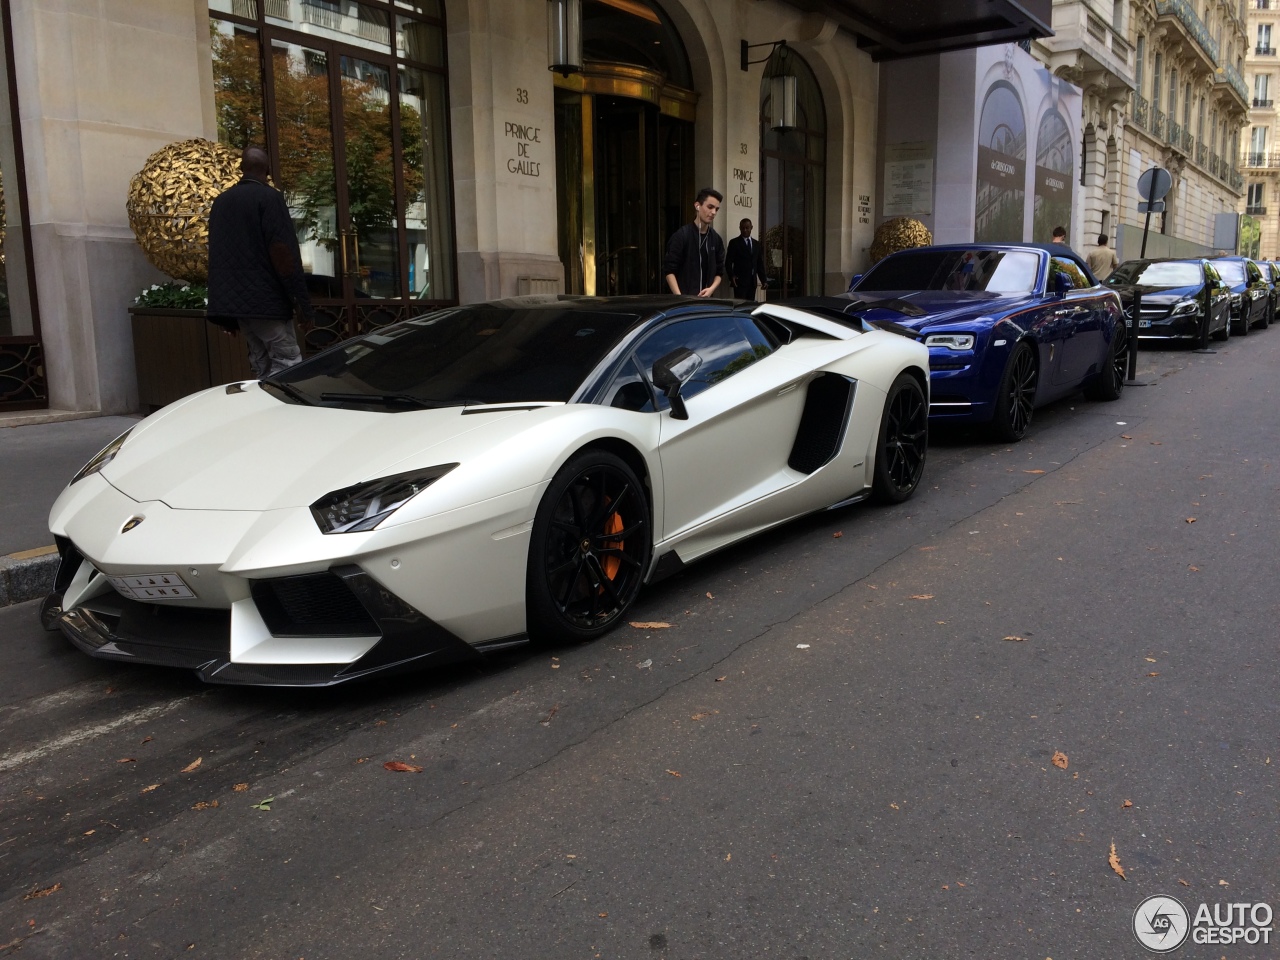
[318,392,455,409]
[260,378,314,405]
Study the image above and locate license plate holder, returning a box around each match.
[1138,319,1152,328]
[107,572,196,600]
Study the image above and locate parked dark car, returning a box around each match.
[821,243,1127,442]
[1259,260,1280,321]
[1209,257,1271,335]
[1104,258,1231,343]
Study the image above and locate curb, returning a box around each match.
[0,547,59,608]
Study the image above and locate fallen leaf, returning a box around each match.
[250,796,274,811]
[706,592,714,599]
[181,757,202,774]
[637,658,653,669]
[1121,434,1132,440]
[1023,469,1045,474]
[383,761,423,773]
[117,758,136,764]
[1122,800,1133,809]
[1178,879,1190,886]
[1109,842,1126,880]
[665,769,682,778]
[725,853,732,861]
[232,783,249,792]
[24,883,61,900]
[795,643,810,650]
[1150,441,1162,445]
[83,829,95,836]
[1219,879,1229,886]
[1186,517,1196,523]
[374,719,387,726]
[715,676,726,682]
[191,800,219,810]
[1003,636,1028,642]
[598,912,608,918]
[1188,565,1199,572]
[910,594,934,600]
[140,784,160,794]
[889,802,900,810]
[1052,751,1069,769]
[140,736,153,744]
[1145,657,1157,662]
[956,882,965,887]
[541,704,560,725]
[1147,672,1160,677]
[832,531,843,538]
[690,712,711,721]
[629,621,671,629]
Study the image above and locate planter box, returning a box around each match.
[129,307,255,411]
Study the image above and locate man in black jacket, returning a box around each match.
[662,187,725,297]
[207,146,313,378]
[725,217,768,300]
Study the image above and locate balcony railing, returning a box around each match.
[1210,153,1221,176]
[1231,169,1244,191]
[1255,97,1275,107]
[1219,62,1250,103]
[1183,130,1195,153]
[1246,205,1268,215]
[1243,151,1280,166]
[1258,0,1271,9]
[1197,142,1208,166]
[1153,107,1167,138]
[1169,119,1183,148]
[1257,46,1277,55]
[1133,94,1150,128]
[1155,0,1220,64]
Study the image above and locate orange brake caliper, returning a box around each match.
[601,504,624,582]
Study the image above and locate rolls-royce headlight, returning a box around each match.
[311,464,459,534]
[71,429,133,484]
[1169,300,1200,317]
[924,333,975,350]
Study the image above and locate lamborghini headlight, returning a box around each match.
[1169,299,1200,317]
[310,464,458,534]
[925,333,976,350]
[70,429,133,484]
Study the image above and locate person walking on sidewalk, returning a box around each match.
[726,217,768,301]
[207,146,313,379]
[663,188,725,297]
[1087,234,1119,281]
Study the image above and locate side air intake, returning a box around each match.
[787,374,856,474]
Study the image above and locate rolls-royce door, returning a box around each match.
[633,314,812,545]
[1050,256,1106,386]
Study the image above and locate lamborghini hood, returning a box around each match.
[99,384,532,511]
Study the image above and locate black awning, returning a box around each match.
[789,0,1053,60]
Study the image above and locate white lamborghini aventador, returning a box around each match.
[44,295,929,685]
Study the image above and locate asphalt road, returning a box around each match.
[0,334,1276,959]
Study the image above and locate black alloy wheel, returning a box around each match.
[1212,302,1230,341]
[989,341,1038,442]
[527,450,651,644]
[1261,297,1273,330]
[1083,324,1127,401]
[1234,302,1251,336]
[872,373,928,503]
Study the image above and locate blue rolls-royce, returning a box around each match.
[800,244,1129,441]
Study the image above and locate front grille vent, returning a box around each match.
[251,571,380,637]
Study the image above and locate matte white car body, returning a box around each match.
[46,300,928,685]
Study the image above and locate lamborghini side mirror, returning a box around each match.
[652,348,702,421]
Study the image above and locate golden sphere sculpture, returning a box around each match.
[126,138,242,284]
[869,216,933,265]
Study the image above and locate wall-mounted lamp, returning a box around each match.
[769,74,797,132]
[741,37,787,72]
[548,0,582,76]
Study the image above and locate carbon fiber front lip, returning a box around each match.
[54,566,491,687]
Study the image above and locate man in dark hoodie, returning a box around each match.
[662,187,725,297]
[206,146,313,378]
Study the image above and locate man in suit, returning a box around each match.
[725,218,768,301]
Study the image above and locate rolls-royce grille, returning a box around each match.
[251,572,380,637]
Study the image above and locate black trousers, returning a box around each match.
[732,285,756,300]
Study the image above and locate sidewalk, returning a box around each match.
[0,413,139,605]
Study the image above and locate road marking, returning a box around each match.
[0,696,194,773]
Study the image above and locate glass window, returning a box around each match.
[279,304,641,405]
[1108,261,1203,286]
[396,16,444,66]
[599,356,656,412]
[856,249,1041,294]
[634,316,760,408]
[0,20,35,340]
[210,19,266,149]
[269,0,392,55]
[399,65,455,301]
[1050,256,1090,289]
[1212,259,1246,282]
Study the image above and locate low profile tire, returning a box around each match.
[988,341,1038,443]
[1261,300,1273,330]
[1234,308,1251,336]
[526,450,652,645]
[872,373,928,504]
[1082,324,1127,401]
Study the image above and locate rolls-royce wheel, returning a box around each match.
[989,341,1038,442]
[526,450,651,645]
[1083,325,1128,401]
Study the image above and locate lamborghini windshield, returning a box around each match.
[856,249,1041,295]
[272,303,641,408]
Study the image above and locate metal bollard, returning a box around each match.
[1127,289,1140,381]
